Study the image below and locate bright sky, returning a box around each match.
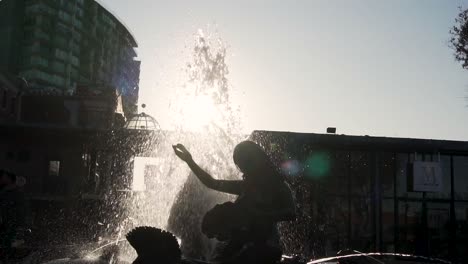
[100,0,468,140]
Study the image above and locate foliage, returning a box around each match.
[450,7,468,69]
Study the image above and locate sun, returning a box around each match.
[182,94,219,132]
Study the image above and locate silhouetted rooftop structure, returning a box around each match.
[124,112,160,131]
[251,130,468,154]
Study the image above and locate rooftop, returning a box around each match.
[251,130,468,155]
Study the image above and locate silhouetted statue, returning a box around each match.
[173,141,295,263]
[167,173,220,260]
[127,226,181,264]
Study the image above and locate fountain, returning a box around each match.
[115,29,244,261]
[34,29,456,264]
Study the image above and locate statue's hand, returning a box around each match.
[172,144,193,162]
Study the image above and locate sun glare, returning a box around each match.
[182,94,218,132]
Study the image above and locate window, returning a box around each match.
[40,16,52,28]
[25,4,40,14]
[54,36,67,48]
[73,18,83,29]
[21,69,53,84]
[55,49,68,60]
[381,152,395,198]
[350,197,374,251]
[48,161,61,177]
[5,151,14,160]
[56,22,70,35]
[454,156,468,200]
[10,97,16,114]
[70,55,79,66]
[23,43,40,54]
[71,41,80,53]
[426,155,451,199]
[72,30,81,41]
[70,67,79,78]
[76,8,83,17]
[315,151,349,195]
[396,153,422,198]
[58,11,71,23]
[82,153,91,168]
[2,90,6,108]
[350,151,371,197]
[46,160,65,195]
[24,17,36,27]
[49,75,65,86]
[34,29,50,40]
[31,55,49,67]
[454,201,468,256]
[426,202,451,255]
[144,165,159,191]
[398,201,423,253]
[52,61,66,73]
[17,151,31,162]
[382,199,395,251]
[25,3,54,15]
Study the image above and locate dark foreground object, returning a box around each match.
[127,226,282,264]
[124,226,454,264]
[3,226,454,264]
[126,226,181,264]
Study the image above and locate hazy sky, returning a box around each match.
[100,0,468,140]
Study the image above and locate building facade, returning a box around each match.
[0,97,157,251]
[0,0,148,256]
[251,131,468,262]
[0,73,22,124]
[0,0,140,116]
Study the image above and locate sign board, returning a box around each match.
[48,161,61,177]
[427,208,449,229]
[132,157,159,191]
[411,161,443,192]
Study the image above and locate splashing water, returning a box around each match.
[28,29,456,264]
[116,29,244,260]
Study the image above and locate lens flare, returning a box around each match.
[281,160,302,176]
[304,152,330,179]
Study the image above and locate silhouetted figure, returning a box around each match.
[173,141,295,263]
[0,170,25,251]
[167,174,220,259]
[126,226,181,264]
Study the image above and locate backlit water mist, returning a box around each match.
[37,29,456,264]
[121,29,244,260]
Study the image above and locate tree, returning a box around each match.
[450,7,468,69]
